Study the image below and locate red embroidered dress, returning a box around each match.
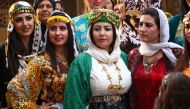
[134,58,166,109]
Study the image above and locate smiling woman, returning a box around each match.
[0,1,45,108]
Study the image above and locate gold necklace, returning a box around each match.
[98,61,122,94]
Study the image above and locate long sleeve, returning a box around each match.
[64,53,92,109]
[6,56,50,109]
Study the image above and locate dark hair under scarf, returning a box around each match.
[33,0,56,10]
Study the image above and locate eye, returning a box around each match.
[104,26,112,31]
[47,4,53,9]
[185,24,190,30]
[145,23,153,28]
[14,17,23,23]
[60,26,67,31]
[93,27,101,31]
[139,22,143,27]
[25,15,33,21]
[49,26,57,31]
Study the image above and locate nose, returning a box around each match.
[55,28,61,35]
[22,19,28,26]
[99,29,105,36]
[114,4,118,11]
[42,6,47,11]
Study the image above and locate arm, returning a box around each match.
[6,56,47,108]
[64,53,92,109]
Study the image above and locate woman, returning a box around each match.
[128,7,183,109]
[6,10,76,109]
[114,0,161,54]
[175,11,190,74]
[0,1,44,108]
[72,0,106,53]
[64,9,132,109]
[169,0,190,46]
[106,0,117,10]
[33,0,55,41]
[154,72,190,109]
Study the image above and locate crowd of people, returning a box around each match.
[0,0,190,109]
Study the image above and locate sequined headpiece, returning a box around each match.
[9,1,35,19]
[47,15,72,27]
[183,11,190,23]
[88,9,121,28]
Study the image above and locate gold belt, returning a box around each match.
[89,94,126,103]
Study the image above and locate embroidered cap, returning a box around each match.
[47,10,74,27]
[88,9,121,28]
[9,1,35,19]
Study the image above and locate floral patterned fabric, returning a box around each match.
[72,14,90,53]
[6,53,68,108]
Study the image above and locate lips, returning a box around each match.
[93,2,101,7]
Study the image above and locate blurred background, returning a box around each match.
[0,0,181,43]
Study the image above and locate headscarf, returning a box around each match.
[33,0,55,10]
[86,9,121,64]
[46,10,78,56]
[6,1,43,69]
[139,7,183,65]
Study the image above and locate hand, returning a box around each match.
[39,102,55,109]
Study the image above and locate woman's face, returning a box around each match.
[114,0,125,21]
[92,22,113,52]
[106,0,113,10]
[36,0,53,23]
[87,0,106,9]
[48,22,69,48]
[13,13,34,38]
[139,15,160,43]
[184,21,190,43]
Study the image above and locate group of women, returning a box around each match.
[1,0,190,109]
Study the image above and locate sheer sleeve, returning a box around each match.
[6,55,50,108]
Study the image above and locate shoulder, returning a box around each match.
[171,48,183,59]
[128,47,141,71]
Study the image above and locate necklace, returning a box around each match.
[98,61,122,94]
[143,56,158,75]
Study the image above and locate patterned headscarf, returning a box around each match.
[6,1,43,68]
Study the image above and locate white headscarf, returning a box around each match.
[85,25,121,64]
[139,7,183,65]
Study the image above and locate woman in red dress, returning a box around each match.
[128,7,183,109]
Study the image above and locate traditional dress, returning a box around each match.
[64,9,132,109]
[128,8,183,109]
[6,53,68,108]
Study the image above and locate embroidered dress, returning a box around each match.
[6,53,68,108]
[72,14,90,53]
[134,58,166,109]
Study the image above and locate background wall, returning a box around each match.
[0,0,181,43]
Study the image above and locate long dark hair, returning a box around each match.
[89,22,117,54]
[175,31,190,71]
[46,20,75,71]
[154,72,190,109]
[181,0,190,20]
[7,28,34,76]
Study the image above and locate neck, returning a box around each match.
[143,50,163,63]
[20,36,31,50]
[55,46,67,60]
